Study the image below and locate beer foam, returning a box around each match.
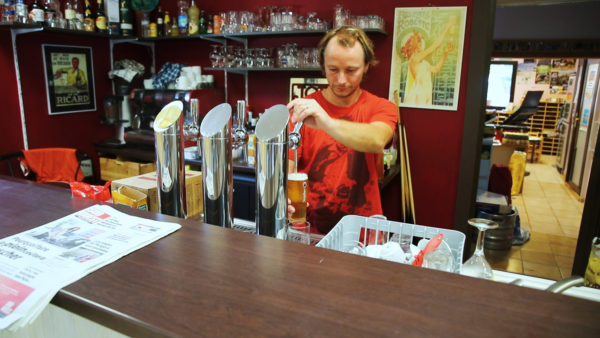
[288,172,308,181]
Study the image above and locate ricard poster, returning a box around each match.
[42,44,96,115]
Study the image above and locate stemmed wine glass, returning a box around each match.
[461,218,498,279]
[209,45,222,68]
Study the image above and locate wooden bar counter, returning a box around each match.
[1,177,598,337]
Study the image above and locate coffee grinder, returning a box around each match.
[101,84,132,146]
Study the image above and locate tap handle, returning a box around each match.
[289,121,303,150]
[232,127,248,148]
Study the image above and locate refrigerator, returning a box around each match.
[568,59,600,200]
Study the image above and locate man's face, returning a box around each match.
[323,36,369,100]
[72,58,79,68]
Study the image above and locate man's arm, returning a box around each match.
[287,98,393,154]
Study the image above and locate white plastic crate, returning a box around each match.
[316,215,466,273]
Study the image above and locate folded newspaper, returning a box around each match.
[0,205,181,331]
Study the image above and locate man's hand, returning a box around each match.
[287,98,334,132]
[287,198,295,219]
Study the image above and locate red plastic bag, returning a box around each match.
[69,181,112,202]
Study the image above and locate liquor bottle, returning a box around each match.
[74,0,84,26]
[82,0,94,31]
[177,0,187,35]
[198,9,206,34]
[163,10,170,36]
[187,0,198,35]
[29,0,44,24]
[64,0,77,29]
[140,11,149,37]
[212,14,221,34]
[169,16,179,36]
[15,0,27,23]
[206,13,212,34]
[119,0,132,36]
[43,0,56,26]
[3,0,16,23]
[95,0,107,33]
[156,6,164,37]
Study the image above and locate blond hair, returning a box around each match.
[318,26,378,72]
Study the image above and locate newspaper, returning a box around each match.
[0,204,181,331]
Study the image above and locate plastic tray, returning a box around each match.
[316,215,465,273]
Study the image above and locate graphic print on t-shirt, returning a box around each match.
[307,143,371,233]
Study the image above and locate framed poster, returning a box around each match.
[388,6,467,110]
[42,44,96,115]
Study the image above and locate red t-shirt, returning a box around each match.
[289,90,398,234]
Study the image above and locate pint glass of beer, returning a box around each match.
[287,172,308,222]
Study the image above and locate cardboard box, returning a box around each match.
[100,157,156,181]
[112,185,149,210]
[111,170,203,218]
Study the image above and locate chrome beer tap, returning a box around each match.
[288,121,303,170]
[232,100,249,164]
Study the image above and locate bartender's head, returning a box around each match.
[318,26,377,80]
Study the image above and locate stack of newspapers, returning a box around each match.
[0,204,181,331]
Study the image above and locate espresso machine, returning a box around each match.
[125,89,223,148]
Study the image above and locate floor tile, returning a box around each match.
[523,261,562,280]
[554,255,574,269]
[550,243,576,257]
[520,240,553,253]
[559,266,574,279]
[521,250,556,265]
[491,258,524,274]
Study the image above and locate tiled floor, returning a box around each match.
[485,155,584,281]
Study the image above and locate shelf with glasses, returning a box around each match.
[138,28,387,43]
[205,67,321,74]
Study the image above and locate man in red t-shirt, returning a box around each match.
[287,26,398,234]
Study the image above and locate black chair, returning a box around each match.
[499,90,544,130]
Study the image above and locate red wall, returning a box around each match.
[0,29,25,174]
[1,0,474,229]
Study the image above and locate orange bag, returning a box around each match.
[69,181,112,202]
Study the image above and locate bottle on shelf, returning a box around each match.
[64,0,77,29]
[140,11,149,37]
[95,0,107,33]
[170,16,179,36]
[206,13,212,34]
[187,0,198,35]
[82,0,95,31]
[73,0,84,28]
[119,0,132,36]
[163,10,171,36]
[29,0,45,24]
[177,0,188,35]
[43,0,56,26]
[156,5,164,37]
[149,22,157,37]
[212,14,221,34]
[198,9,206,34]
[3,0,16,23]
[15,0,27,23]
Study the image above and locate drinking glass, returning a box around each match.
[461,218,498,279]
[209,45,221,67]
[287,221,311,245]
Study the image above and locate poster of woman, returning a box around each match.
[388,7,466,110]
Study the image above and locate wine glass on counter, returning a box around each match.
[461,218,498,279]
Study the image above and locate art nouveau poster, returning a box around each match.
[388,7,466,110]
